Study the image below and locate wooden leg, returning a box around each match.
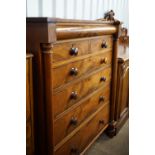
[106,121,117,138]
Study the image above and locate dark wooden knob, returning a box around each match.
[70,68,78,76]
[101,41,107,48]
[100,76,106,82]
[70,91,78,99]
[70,117,78,126]
[99,96,105,102]
[70,47,78,56]
[70,148,79,154]
[99,120,105,124]
[100,57,108,64]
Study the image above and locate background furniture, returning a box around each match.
[26,54,35,155]
[26,12,121,155]
[115,28,129,134]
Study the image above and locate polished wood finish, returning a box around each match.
[105,27,129,137]
[90,35,113,51]
[26,54,35,155]
[115,27,129,134]
[116,60,129,116]
[55,103,110,155]
[52,36,112,63]
[53,67,111,117]
[53,39,89,62]
[26,16,121,155]
[54,85,110,146]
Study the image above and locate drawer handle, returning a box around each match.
[70,68,78,76]
[100,76,106,82]
[101,41,108,48]
[99,96,105,103]
[70,47,79,56]
[100,57,108,64]
[70,117,78,126]
[70,148,79,154]
[70,91,78,100]
[99,120,105,125]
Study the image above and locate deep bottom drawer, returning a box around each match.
[54,103,110,155]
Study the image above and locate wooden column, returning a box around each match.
[106,19,121,137]
[41,43,54,155]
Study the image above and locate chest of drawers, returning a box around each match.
[27,17,121,155]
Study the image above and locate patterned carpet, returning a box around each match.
[85,120,129,155]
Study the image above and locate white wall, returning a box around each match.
[26,0,129,29]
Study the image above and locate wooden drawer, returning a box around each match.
[53,67,112,118]
[54,103,110,155]
[53,39,90,62]
[90,35,113,52]
[53,51,112,89]
[52,36,113,63]
[53,85,110,146]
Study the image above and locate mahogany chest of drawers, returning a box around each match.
[26,17,121,155]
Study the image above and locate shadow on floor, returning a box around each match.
[85,120,129,155]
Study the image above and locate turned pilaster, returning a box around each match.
[104,11,122,137]
[41,43,54,155]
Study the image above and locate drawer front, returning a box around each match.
[53,67,112,118]
[54,103,110,155]
[52,36,113,63]
[53,85,110,145]
[53,39,90,62]
[90,35,113,52]
[53,51,112,89]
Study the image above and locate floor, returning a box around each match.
[85,120,129,155]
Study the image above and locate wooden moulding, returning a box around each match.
[27,17,117,41]
[56,25,117,40]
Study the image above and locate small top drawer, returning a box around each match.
[90,35,113,52]
[53,39,90,62]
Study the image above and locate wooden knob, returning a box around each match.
[99,120,105,124]
[99,96,105,103]
[70,47,78,56]
[70,91,78,99]
[70,148,79,154]
[70,68,78,76]
[101,41,107,48]
[100,57,108,64]
[70,117,78,126]
[100,76,106,82]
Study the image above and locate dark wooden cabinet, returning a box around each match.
[115,28,129,133]
[26,12,121,155]
[26,54,35,155]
